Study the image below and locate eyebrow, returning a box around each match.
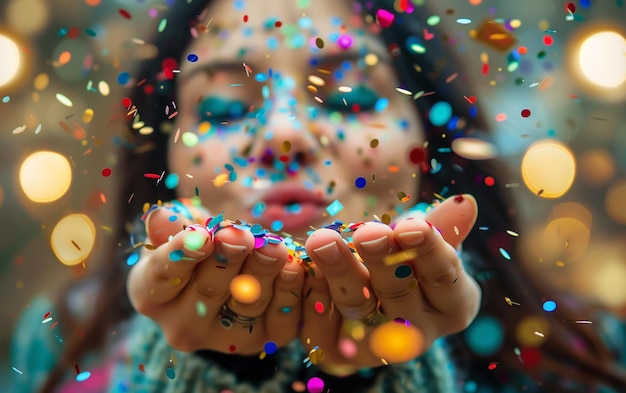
[180,59,258,83]
[179,47,388,83]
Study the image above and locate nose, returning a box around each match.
[253,91,320,170]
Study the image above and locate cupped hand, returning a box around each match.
[127,201,305,355]
[300,194,480,374]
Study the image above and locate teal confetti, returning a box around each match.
[326,200,344,216]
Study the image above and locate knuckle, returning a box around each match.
[193,283,230,304]
[162,326,200,352]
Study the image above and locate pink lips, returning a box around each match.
[256,184,327,231]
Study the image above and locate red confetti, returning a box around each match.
[67,27,80,39]
[543,35,554,46]
[484,176,495,186]
[121,97,132,108]
[228,345,236,352]
[243,14,248,22]
[520,347,542,368]
[521,109,531,118]
[43,311,51,320]
[163,68,174,79]
[101,168,112,177]
[74,364,80,374]
[481,63,489,75]
[138,364,145,372]
[409,146,427,164]
[144,173,162,179]
[488,362,498,370]
[274,21,282,27]
[118,8,132,19]
[314,301,325,314]
[464,95,477,104]
[565,2,576,13]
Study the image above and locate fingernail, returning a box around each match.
[312,241,340,263]
[360,235,388,253]
[220,242,247,255]
[183,248,206,259]
[280,269,299,281]
[254,251,278,264]
[398,231,425,246]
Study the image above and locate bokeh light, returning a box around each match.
[464,315,504,356]
[229,274,262,304]
[0,34,21,87]
[579,148,616,186]
[515,315,549,347]
[605,179,626,224]
[451,137,498,160]
[50,214,96,266]
[578,31,626,88]
[6,0,50,35]
[590,255,626,308]
[521,140,576,198]
[541,202,592,262]
[368,320,424,363]
[19,151,72,203]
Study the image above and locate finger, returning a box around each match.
[300,265,343,357]
[226,237,288,318]
[424,194,478,248]
[394,218,480,333]
[264,258,305,347]
[351,222,424,324]
[127,224,214,313]
[186,225,256,322]
[305,228,376,320]
[144,201,210,247]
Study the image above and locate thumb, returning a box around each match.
[424,194,478,249]
[144,199,210,246]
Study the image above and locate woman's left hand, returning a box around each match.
[300,194,480,374]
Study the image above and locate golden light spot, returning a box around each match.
[578,31,626,88]
[20,151,72,203]
[229,274,262,304]
[579,148,615,186]
[50,214,96,266]
[369,321,424,363]
[515,315,549,347]
[521,140,576,198]
[605,179,626,224]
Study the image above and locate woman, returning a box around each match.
[11,0,626,392]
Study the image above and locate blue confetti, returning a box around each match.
[264,341,278,355]
[499,247,511,260]
[76,371,91,382]
[187,53,198,62]
[355,177,366,188]
[543,300,557,312]
[126,253,139,266]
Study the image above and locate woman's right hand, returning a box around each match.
[127,201,305,355]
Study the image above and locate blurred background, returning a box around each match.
[0,0,625,386]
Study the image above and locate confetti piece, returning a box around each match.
[326,199,344,216]
[76,371,91,382]
[118,8,132,19]
[55,93,73,107]
[474,20,518,51]
[499,247,511,260]
[542,300,557,312]
[375,9,395,28]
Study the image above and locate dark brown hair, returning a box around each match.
[39,0,626,392]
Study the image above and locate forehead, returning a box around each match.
[181,0,383,73]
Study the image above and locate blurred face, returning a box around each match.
[169,0,423,239]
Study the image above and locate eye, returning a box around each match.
[197,96,248,123]
[323,85,380,113]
